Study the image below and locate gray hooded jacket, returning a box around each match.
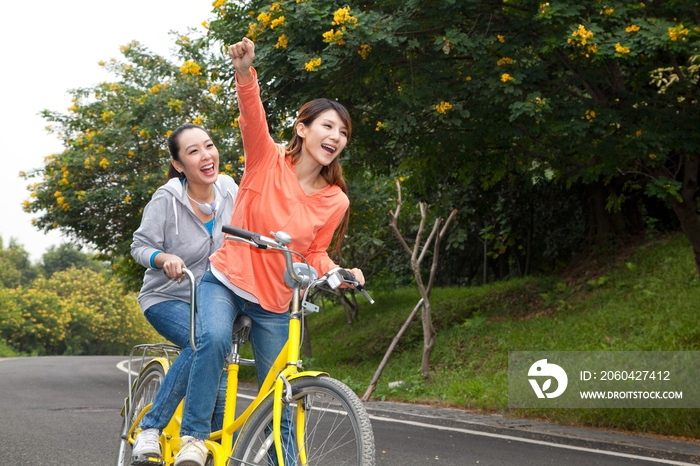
[131,174,238,312]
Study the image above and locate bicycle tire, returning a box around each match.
[231,376,375,466]
[115,363,165,466]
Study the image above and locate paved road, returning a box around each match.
[1,356,698,465]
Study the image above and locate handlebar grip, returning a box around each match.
[222,225,256,240]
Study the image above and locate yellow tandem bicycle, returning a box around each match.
[116,226,375,466]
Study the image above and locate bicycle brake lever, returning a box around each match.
[356,284,375,304]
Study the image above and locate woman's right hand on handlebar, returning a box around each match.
[345,268,365,287]
[158,253,187,281]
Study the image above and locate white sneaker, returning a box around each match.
[174,436,208,466]
[131,428,162,465]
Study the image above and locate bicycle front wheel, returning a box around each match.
[115,363,165,466]
[231,376,375,466]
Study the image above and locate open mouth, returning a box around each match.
[321,144,337,155]
[201,163,216,175]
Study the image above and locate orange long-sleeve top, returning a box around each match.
[209,68,349,313]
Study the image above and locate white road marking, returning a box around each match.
[368,414,697,466]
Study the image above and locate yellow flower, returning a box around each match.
[99,158,110,169]
[358,44,371,59]
[150,84,162,94]
[635,129,642,137]
[649,153,657,160]
[180,60,202,75]
[571,24,594,45]
[257,12,271,27]
[209,84,222,95]
[602,7,614,16]
[192,115,204,126]
[123,196,132,203]
[332,7,358,27]
[496,57,514,66]
[270,2,281,12]
[497,34,505,43]
[375,121,385,131]
[304,58,322,72]
[213,0,225,10]
[626,24,640,33]
[202,21,209,29]
[668,24,689,41]
[238,155,245,164]
[168,99,183,112]
[501,73,514,83]
[435,101,453,114]
[275,34,288,49]
[323,29,345,45]
[98,60,105,67]
[585,109,596,121]
[247,22,262,38]
[271,16,285,28]
[615,43,630,54]
[466,76,472,81]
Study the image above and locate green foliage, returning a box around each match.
[0,237,41,287]
[308,233,700,437]
[41,243,105,278]
[0,267,159,355]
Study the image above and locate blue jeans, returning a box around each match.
[139,299,227,432]
[180,271,289,440]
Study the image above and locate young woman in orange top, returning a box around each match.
[174,37,364,466]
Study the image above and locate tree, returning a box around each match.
[22,35,243,289]
[208,0,700,276]
[0,237,40,288]
[41,243,104,278]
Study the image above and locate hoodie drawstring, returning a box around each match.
[173,197,180,235]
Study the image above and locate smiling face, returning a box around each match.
[170,127,219,187]
[296,109,349,167]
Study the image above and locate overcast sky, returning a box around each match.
[0,0,216,261]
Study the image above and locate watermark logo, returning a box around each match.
[528,359,568,398]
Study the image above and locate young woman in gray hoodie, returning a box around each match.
[129,123,238,465]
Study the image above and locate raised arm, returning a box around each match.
[228,37,255,86]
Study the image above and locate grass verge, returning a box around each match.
[304,232,700,438]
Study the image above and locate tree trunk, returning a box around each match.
[362,299,423,401]
[420,301,436,379]
[668,154,700,279]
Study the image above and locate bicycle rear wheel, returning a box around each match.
[231,376,375,466]
[115,363,165,466]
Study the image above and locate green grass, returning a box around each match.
[304,232,700,438]
[0,339,21,357]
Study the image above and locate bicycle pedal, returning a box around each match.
[131,454,165,466]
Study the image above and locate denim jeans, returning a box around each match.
[140,299,227,432]
[179,271,289,440]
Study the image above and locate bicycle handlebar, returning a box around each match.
[223,225,374,304]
